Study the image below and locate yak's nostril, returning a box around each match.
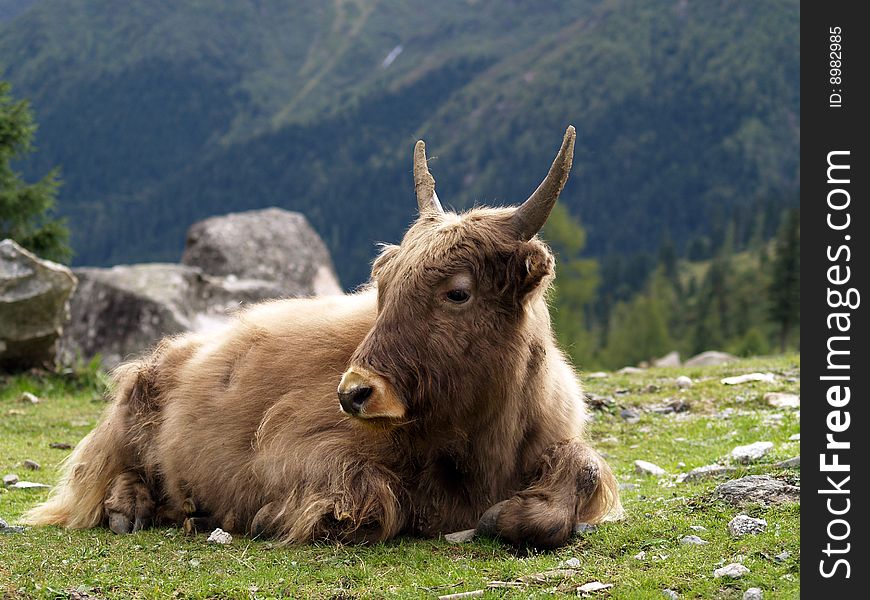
[338,386,373,415]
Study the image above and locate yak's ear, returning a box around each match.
[508,241,555,299]
[371,244,400,278]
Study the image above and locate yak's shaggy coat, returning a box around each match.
[26,127,621,548]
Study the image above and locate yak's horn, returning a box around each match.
[511,126,576,240]
[414,140,443,214]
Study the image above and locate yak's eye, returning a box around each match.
[446,289,470,304]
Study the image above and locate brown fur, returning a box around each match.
[26,160,621,550]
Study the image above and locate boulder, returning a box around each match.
[58,264,286,368]
[714,475,800,506]
[653,351,681,367]
[0,239,77,370]
[182,208,341,297]
[684,351,736,367]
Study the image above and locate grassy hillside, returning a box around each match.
[1,355,800,598]
[1,0,799,286]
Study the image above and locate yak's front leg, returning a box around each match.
[477,440,620,549]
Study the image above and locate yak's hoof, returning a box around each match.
[108,512,132,535]
[476,499,509,538]
[183,516,218,536]
[251,502,279,539]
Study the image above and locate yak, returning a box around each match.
[26,126,621,549]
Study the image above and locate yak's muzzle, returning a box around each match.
[337,367,406,421]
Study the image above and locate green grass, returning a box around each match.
[1,356,800,599]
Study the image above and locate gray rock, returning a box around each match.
[788,433,800,441]
[685,351,736,367]
[58,263,286,368]
[774,551,790,563]
[721,373,776,385]
[444,528,476,543]
[19,392,40,404]
[206,528,233,544]
[586,394,615,410]
[22,459,40,470]
[764,392,799,409]
[743,588,763,600]
[9,481,51,489]
[3,474,18,486]
[728,514,767,537]
[689,525,707,532]
[0,239,77,370]
[774,456,800,469]
[617,366,645,374]
[182,208,341,297]
[653,351,681,367]
[620,408,640,423]
[0,517,25,534]
[675,376,693,389]
[714,563,749,578]
[635,460,666,476]
[680,464,736,482]
[618,483,639,491]
[714,476,800,506]
[731,441,773,463]
[559,557,582,568]
[663,589,679,599]
[679,535,708,545]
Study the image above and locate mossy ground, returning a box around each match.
[1,356,800,599]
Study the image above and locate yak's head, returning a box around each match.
[337,127,576,427]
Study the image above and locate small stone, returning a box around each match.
[675,376,692,389]
[721,373,776,385]
[685,351,735,367]
[764,392,799,409]
[689,525,707,532]
[22,459,40,470]
[668,399,690,412]
[188,558,201,567]
[633,551,646,560]
[618,483,639,491]
[743,587,763,600]
[620,408,640,423]
[728,514,767,537]
[573,522,598,535]
[0,520,25,534]
[586,371,609,379]
[617,366,644,374]
[206,528,233,544]
[714,563,750,578]
[679,535,709,545]
[681,464,736,482]
[789,433,800,441]
[20,392,40,404]
[634,460,666,476]
[10,481,51,489]
[577,581,612,593]
[559,557,582,568]
[774,456,800,469]
[663,590,679,599]
[586,394,615,410]
[445,529,476,543]
[774,551,790,563]
[731,441,773,463]
[49,442,73,450]
[650,405,674,415]
[3,474,19,486]
[714,476,800,506]
[653,351,681,367]
[677,462,686,468]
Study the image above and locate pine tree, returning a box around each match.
[542,203,600,367]
[768,208,800,351]
[0,81,69,262]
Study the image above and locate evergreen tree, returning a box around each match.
[542,203,600,367]
[0,81,69,262]
[768,208,800,351]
